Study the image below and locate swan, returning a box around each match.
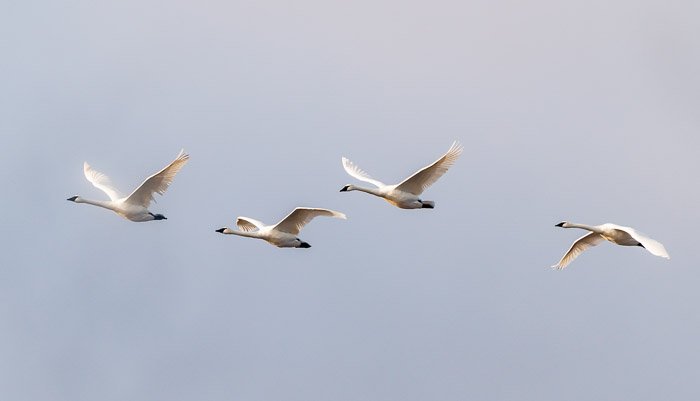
[552,221,670,269]
[216,207,346,248]
[340,141,463,209]
[67,149,190,222]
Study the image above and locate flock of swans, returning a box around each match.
[67,142,670,269]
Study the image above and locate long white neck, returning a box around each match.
[565,222,601,233]
[224,229,263,239]
[351,186,384,197]
[76,197,116,211]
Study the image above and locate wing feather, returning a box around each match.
[272,207,346,235]
[552,232,605,269]
[341,157,385,188]
[124,149,190,207]
[395,141,463,196]
[236,217,265,232]
[83,162,122,201]
[623,227,670,259]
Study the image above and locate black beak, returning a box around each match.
[339,185,349,192]
[299,242,311,248]
[555,222,564,227]
[215,228,226,233]
[67,196,78,202]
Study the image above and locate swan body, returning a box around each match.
[552,221,670,269]
[67,149,189,222]
[340,141,463,209]
[216,207,346,248]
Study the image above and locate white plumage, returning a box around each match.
[340,141,463,209]
[68,149,189,222]
[552,221,670,269]
[216,207,346,248]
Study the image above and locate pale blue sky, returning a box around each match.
[1,0,700,400]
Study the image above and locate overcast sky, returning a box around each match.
[2,0,700,400]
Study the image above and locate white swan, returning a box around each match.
[67,149,190,222]
[216,207,346,248]
[552,221,670,269]
[340,141,463,209]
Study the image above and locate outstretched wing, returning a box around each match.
[83,162,122,201]
[395,141,463,196]
[236,217,266,232]
[124,149,190,207]
[341,157,385,188]
[624,227,670,259]
[272,207,346,235]
[552,232,605,269]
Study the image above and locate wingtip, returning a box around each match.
[177,149,190,161]
[450,140,464,154]
[336,212,347,220]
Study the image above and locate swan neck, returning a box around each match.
[229,230,261,239]
[354,186,382,196]
[566,223,600,233]
[78,198,115,210]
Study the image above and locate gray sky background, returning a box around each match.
[2,0,700,400]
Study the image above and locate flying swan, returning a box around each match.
[552,221,670,269]
[67,149,190,222]
[340,141,463,209]
[216,207,346,248]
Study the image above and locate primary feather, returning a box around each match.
[552,232,604,269]
[236,217,265,232]
[395,141,464,196]
[341,157,386,188]
[273,207,347,235]
[83,162,122,201]
[124,149,190,207]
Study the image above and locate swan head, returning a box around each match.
[215,227,227,233]
[339,184,354,192]
[555,221,569,228]
[298,241,311,248]
[67,195,80,202]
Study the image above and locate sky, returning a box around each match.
[1,0,700,400]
